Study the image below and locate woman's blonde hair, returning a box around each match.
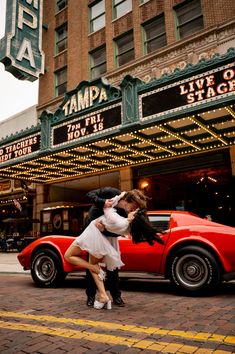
[123,189,149,209]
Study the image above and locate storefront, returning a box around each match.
[0,49,234,229]
[0,179,37,250]
[134,150,234,225]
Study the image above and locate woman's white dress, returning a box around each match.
[72,195,129,271]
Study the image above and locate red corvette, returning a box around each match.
[18,211,235,294]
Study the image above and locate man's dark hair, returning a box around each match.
[123,189,149,209]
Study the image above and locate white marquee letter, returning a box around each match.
[26,0,39,9]
[18,4,38,30]
[16,38,36,68]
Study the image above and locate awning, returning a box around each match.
[2,218,40,224]
[0,51,234,184]
[0,105,234,183]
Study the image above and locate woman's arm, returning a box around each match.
[101,207,137,235]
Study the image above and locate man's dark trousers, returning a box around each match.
[85,187,125,305]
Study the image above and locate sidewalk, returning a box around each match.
[0,252,29,273]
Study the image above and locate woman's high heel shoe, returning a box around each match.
[94,299,112,310]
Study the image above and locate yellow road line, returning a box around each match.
[0,311,234,346]
[0,319,232,354]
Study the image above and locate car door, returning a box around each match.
[119,213,170,273]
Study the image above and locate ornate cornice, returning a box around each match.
[138,47,235,92]
[0,124,40,145]
[107,20,235,85]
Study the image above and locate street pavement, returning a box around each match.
[0,251,235,354]
[0,251,29,273]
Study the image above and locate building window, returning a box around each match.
[90,0,105,33]
[175,0,203,40]
[55,67,67,96]
[113,0,132,20]
[143,16,167,54]
[90,47,107,79]
[115,32,134,67]
[140,0,150,4]
[55,24,67,54]
[56,0,67,12]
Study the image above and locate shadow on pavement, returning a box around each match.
[16,271,235,297]
[61,274,235,297]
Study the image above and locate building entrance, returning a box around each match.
[135,156,234,227]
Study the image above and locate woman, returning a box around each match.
[64,189,162,309]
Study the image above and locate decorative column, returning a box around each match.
[36,110,52,235]
[230,146,235,176]
[120,75,142,126]
[119,168,133,191]
[35,184,50,233]
[119,76,141,191]
[39,110,53,152]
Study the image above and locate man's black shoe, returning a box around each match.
[113,296,125,307]
[86,296,95,307]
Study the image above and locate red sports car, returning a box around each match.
[18,211,235,294]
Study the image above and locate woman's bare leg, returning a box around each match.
[65,245,109,303]
[89,255,109,302]
[64,244,100,274]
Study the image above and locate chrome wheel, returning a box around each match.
[31,249,66,287]
[170,246,221,293]
[34,254,56,283]
[174,254,209,289]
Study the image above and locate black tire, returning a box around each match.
[169,246,221,294]
[31,249,67,287]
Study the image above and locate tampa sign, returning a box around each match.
[0,0,44,81]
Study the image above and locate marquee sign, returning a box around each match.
[0,0,44,81]
[53,104,122,147]
[0,133,40,163]
[62,85,109,117]
[140,63,235,121]
[0,50,234,183]
[59,78,122,119]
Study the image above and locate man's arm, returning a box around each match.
[86,188,106,209]
[86,187,121,208]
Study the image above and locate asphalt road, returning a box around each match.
[0,272,235,353]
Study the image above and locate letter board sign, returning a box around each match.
[53,105,122,147]
[140,63,235,121]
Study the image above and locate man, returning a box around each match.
[85,187,136,307]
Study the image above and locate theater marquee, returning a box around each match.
[52,104,122,147]
[140,63,235,121]
[0,50,234,183]
[0,133,40,163]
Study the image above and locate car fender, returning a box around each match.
[162,235,226,276]
[30,239,78,273]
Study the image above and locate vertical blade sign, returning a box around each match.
[0,0,44,81]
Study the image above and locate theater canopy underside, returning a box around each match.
[0,51,235,184]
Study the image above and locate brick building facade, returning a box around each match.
[38,0,235,112]
[0,0,235,235]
